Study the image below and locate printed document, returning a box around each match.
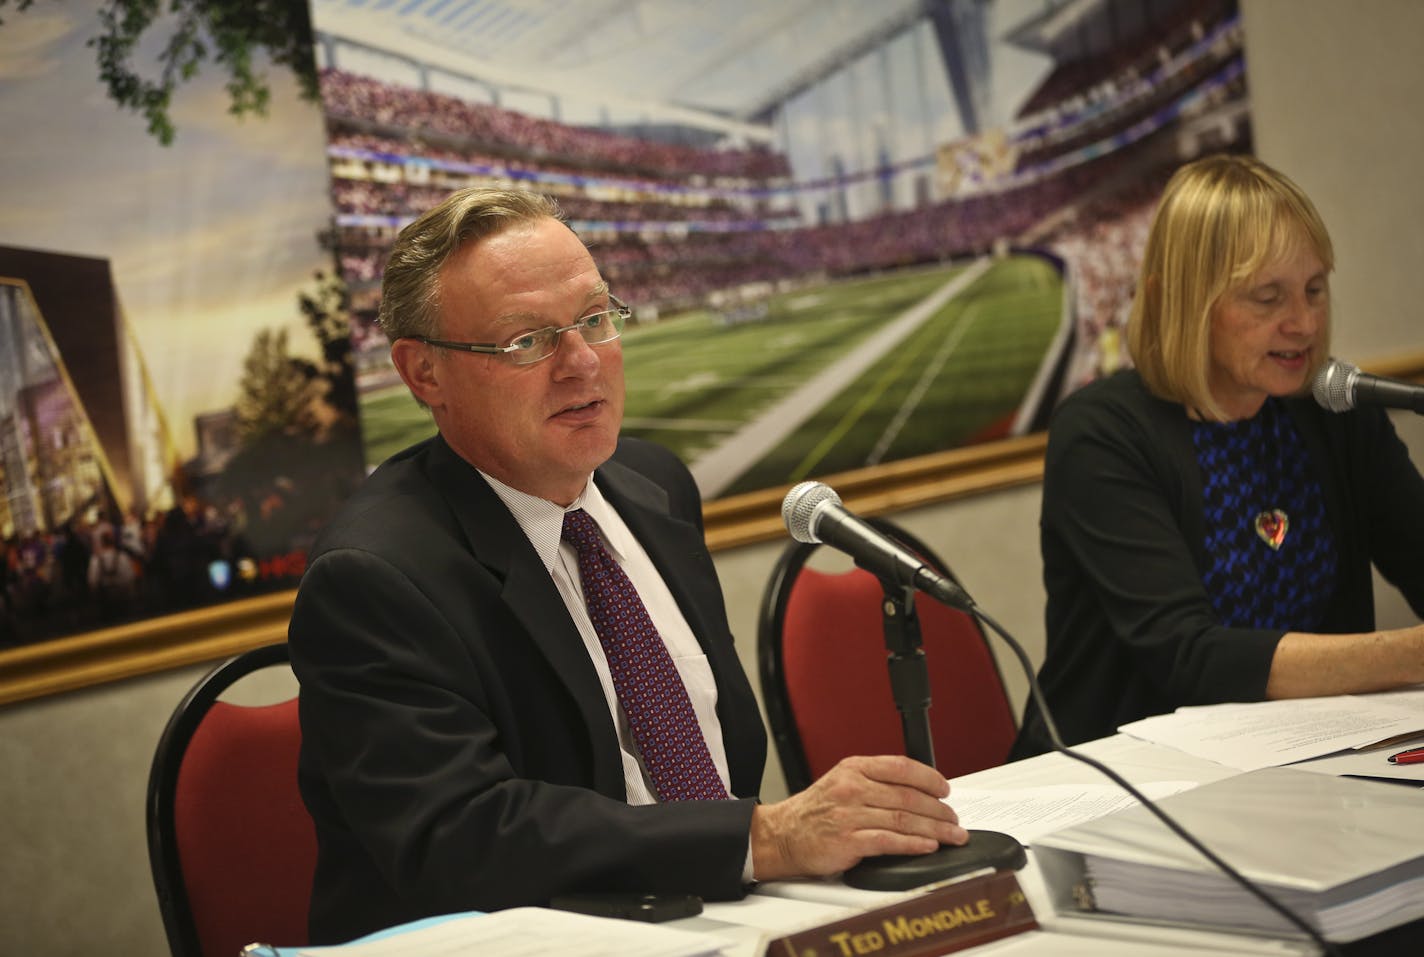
[949,781,1197,844]
[1117,690,1424,771]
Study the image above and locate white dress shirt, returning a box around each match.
[482,471,733,805]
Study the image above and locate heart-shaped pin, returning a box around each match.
[1254,509,1288,550]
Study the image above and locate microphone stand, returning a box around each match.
[842,578,1026,891]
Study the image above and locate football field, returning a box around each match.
[356,254,1065,497]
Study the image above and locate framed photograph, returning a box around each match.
[0,0,1252,703]
[315,0,1250,499]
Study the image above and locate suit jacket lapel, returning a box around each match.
[595,459,717,648]
[424,437,626,797]
[598,457,765,796]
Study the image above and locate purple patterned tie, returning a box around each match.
[561,508,730,802]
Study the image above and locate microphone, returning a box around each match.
[780,481,974,611]
[1312,357,1424,414]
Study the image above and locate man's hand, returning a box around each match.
[749,754,968,881]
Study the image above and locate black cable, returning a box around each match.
[970,602,1345,957]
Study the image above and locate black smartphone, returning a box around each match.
[549,891,703,923]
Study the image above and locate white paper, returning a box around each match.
[1285,734,1424,783]
[698,893,855,933]
[949,781,1197,844]
[296,908,725,957]
[1117,690,1424,771]
[747,876,919,910]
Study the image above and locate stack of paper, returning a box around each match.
[948,781,1198,844]
[1033,767,1424,943]
[248,907,729,957]
[1117,690,1424,771]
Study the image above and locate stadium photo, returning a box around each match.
[312,0,1252,500]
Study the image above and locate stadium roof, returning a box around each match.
[1003,0,1191,62]
[310,0,931,125]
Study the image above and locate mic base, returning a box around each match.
[842,830,1026,892]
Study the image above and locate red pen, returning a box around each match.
[1388,747,1424,765]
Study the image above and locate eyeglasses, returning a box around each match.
[404,295,630,366]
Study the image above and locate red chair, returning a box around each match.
[146,642,315,957]
[758,517,1017,793]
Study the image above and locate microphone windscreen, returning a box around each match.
[781,481,839,543]
[1311,358,1356,412]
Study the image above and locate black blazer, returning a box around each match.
[1013,370,1424,758]
[290,434,766,943]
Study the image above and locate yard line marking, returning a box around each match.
[787,325,927,481]
[688,258,992,499]
[863,303,980,467]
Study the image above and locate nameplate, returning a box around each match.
[767,870,1037,957]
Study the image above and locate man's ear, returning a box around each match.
[390,338,443,410]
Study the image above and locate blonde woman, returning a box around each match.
[1013,154,1424,757]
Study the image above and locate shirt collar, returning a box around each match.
[480,470,630,571]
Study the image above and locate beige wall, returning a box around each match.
[3,2,1422,954]
[1242,0,1424,364]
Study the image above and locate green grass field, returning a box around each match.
[358,380,438,466]
[356,254,1064,496]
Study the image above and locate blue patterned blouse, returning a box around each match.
[1190,398,1337,630]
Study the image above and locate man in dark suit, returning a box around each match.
[290,187,966,944]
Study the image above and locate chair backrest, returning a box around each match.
[758,517,1017,793]
[147,642,315,957]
